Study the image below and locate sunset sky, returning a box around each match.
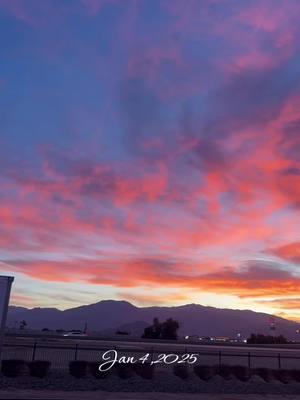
[0,0,300,322]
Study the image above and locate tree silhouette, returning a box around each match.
[152,317,162,339]
[19,320,27,330]
[142,317,179,340]
[247,333,287,344]
[161,318,179,340]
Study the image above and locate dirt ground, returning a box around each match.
[0,391,300,400]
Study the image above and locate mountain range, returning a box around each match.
[7,300,300,340]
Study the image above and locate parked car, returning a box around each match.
[63,330,87,337]
[184,335,200,342]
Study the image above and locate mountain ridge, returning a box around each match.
[7,300,299,340]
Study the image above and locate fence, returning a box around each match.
[2,341,300,371]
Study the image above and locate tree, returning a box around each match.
[152,318,162,339]
[142,324,155,339]
[19,320,27,330]
[247,333,288,344]
[161,318,179,340]
[142,318,179,340]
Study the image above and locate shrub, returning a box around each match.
[194,365,214,381]
[69,361,88,378]
[289,369,300,382]
[272,369,291,384]
[253,367,273,382]
[173,364,189,379]
[89,362,111,379]
[231,365,250,381]
[115,363,135,379]
[247,333,287,344]
[1,360,28,377]
[216,364,232,380]
[134,363,155,379]
[28,360,51,378]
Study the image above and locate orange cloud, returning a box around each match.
[6,257,300,301]
[117,292,190,306]
[258,298,300,310]
[271,242,300,263]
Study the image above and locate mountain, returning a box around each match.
[7,300,300,340]
[100,321,149,337]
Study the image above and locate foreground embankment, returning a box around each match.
[1,366,300,396]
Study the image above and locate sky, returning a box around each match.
[0,0,300,323]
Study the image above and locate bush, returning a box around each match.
[216,364,232,380]
[115,363,135,379]
[114,363,134,379]
[290,369,300,382]
[69,361,88,378]
[231,365,250,381]
[1,360,28,377]
[89,362,111,379]
[272,369,291,384]
[194,365,214,381]
[134,363,155,379]
[253,367,273,382]
[173,364,189,379]
[28,360,51,378]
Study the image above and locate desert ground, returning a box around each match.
[0,391,300,399]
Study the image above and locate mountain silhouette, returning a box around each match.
[7,300,299,340]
